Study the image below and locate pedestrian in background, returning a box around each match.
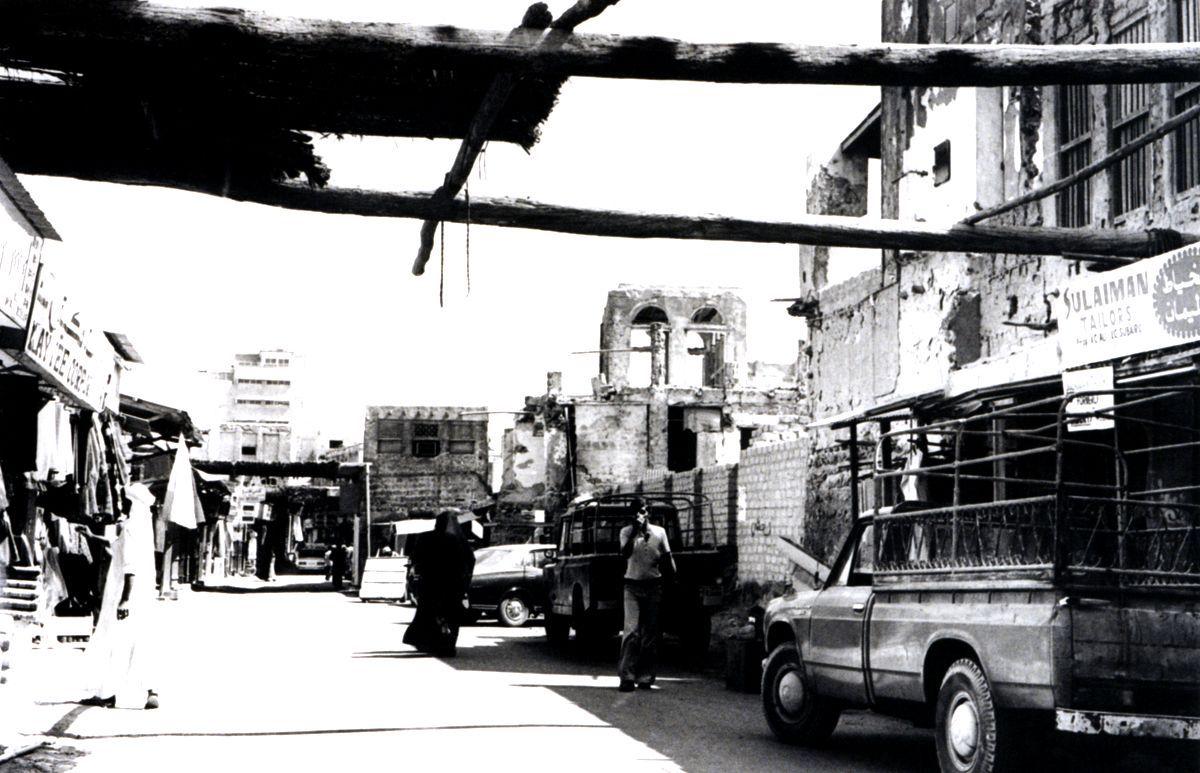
[403,511,475,657]
[329,542,348,591]
[617,498,676,692]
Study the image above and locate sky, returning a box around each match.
[21,0,881,447]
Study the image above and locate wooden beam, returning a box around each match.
[144,179,1192,259]
[413,0,621,276]
[964,102,1200,225]
[413,4,552,277]
[3,1,1199,89]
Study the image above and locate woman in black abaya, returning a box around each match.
[403,511,475,657]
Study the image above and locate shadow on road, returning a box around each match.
[361,620,1198,773]
[193,579,345,595]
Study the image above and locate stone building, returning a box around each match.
[793,0,1200,560]
[364,406,490,520]
[499,286,805,520]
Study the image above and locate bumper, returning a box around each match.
[1056,709,1200,741]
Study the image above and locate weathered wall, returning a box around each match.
[501,423,545,494]
[572,401,649,494]
[796,0,1200,561]
[599,286,749,389]
[363,406,490,519]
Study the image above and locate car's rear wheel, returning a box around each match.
[761,643,840,746]
[934,658,1012,773]
[497,595,530,627]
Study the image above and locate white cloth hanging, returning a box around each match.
[161,439,198,530]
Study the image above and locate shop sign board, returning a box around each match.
[1063,365,1115,432]
[1059,243,1200,368]
[0,205,42,329]
[21,261,119,412]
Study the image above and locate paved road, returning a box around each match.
[9,578,1194,772]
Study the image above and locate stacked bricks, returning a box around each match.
[737,438,808,585]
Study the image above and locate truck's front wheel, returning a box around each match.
[935,658,1005,773]
[761,643,840,746]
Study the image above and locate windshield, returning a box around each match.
[474,547,523,572]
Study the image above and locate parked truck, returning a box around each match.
[545,492,734,652]
[761,382,1200,772]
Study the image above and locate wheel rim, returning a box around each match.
[775,668,806,718]
[946,692,980,769]
[502,598,527,623]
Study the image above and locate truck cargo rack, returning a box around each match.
[857,384,1200,589]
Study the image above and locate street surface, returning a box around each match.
[6,577,1194,772]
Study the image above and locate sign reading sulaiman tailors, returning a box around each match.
[0,202,41,328]
[21,261,119,412]
[1059,243,1200,368]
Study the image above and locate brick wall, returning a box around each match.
[737,438,807,585]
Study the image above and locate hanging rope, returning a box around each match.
[465,181,472,296]
[439,220,445,308]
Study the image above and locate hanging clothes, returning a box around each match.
[35,401,74,480]
[161,440,198,530]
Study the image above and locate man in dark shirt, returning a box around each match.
[617,498,676,692]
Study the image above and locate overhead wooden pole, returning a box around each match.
[130,179,1192,259]
[412,0,623,276]
[2,1,1199,88]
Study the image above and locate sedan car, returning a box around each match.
[468,544,556,627]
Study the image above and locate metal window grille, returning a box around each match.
[1109,18,1152,216]
[1056,84,1093,227]
[1175,0,1200,191]
[413,422,440,438]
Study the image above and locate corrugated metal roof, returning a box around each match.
[0,153,59,240]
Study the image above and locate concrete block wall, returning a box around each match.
[737,438,807,585]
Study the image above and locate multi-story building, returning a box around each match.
[199,349,315,523]
[793,0,1200,559]
[499,286,806,517]
[363,407,491,520]
[201,349,299,464]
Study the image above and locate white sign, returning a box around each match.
[21,262,120,412]
[1063,365,1115,432]
[1059,243,1200,368]
[0,209,41,328]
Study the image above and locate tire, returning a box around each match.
[934,658,1008,773]
[761,643,840,746]
[546,612,571,646]
[497,595,531,627]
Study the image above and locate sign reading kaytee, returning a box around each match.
[0,202,42,328]
[21,261,119,412]
[1059,243,1200,368]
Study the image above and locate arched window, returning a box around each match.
[632,305,669,325]
[629,305,668,386]
[688,307,726,387]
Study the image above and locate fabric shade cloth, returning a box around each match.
[160,438,199,530]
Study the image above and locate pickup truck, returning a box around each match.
[761,384,1200,772]
[545,492,734,653]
